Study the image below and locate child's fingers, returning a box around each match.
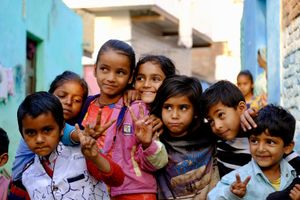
[128,106,138,122]
[138,103,145,118]
[235,174,242,183]
[102,119,116,132]
[243,176,251,185]
[94,109,102,130]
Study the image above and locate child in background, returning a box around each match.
[17,92,123,199]
[237,70,254,108]
[77,39,168,199]
[208,105,297,200]
[151,75,218,199]
[0,127,9,200]
[202,80,250,177]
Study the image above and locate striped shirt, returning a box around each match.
[216,134,251,177]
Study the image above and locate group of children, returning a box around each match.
[0,39,300,199]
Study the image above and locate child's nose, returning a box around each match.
[171,109,179,118]
[36,134,45,143]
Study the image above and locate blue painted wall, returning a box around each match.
[0,0,82,173]
[241,0,280,104]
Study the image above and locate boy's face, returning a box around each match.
[22,112,63,157]
[249,130,294,173]
[206,102,246,141]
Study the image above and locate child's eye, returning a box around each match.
[24,130,36,136]
[152,76,162,82]
[43,127,53,134]
[266,139,275,145]
[99,67,108,72]
[249,138,258,144]
[136,75,144,82]
[117,70,126,76]
[73,98,83,104]
[163,104,172,111]
[218,112,225,119]
[180,105,188,111]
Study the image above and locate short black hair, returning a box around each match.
[202,80,245,116]
[0,127,9,155]
[237,70,254,84]
[249,104,295,146]
[17,91,65,135]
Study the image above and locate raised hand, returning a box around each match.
[290,184,300,200]
[85,109,116,139]
[123,89,141,107]
[129,103,153,149]
[148,114,163,140]
[78,131,99,160]
[230,174,251,198]
[240,108,258,132]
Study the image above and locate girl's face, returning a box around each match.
[53,80,84,122]
[237,75,253,97]
[162,95,194,137]
[134,62,166,104]
[95,50,132,104]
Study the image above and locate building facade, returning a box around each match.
[0,0,83,172]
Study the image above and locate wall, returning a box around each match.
[241,0,267,78]
[132,22,191,76]
[282,0,300,153]
[0,0,82,172]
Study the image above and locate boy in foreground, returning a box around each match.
[208,104,297,199]
[17,92,124,199]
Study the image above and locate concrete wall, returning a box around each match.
[282,0,300,153]
[0,0,82,172]
[131,22,191,76]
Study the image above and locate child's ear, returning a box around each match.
[0,153,8,167]
[237,101,247,113]
[284,141,295,155]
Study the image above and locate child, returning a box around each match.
[49,70,89,125]
[202,80,251,177]
[151,75,219,199]
[17,91,123,199]
[11,71,90,198]
[77,39,168,199]
[0,127,9,199]
[237,70,254,108]
[132,54,177,138]
[208,104,297,199]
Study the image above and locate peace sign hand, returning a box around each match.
[85,109,116,139]
[129,103,153,150]
[230,174,251,198]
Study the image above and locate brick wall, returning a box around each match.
[282,0,300,152]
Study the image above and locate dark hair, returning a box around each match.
[133,55,176,84]
[48,70,88,103]
[151,75,203,134]
[249,104,295,146]
[202,80,245,116]
[0,127,9,155]
[237,70,254,84]
[17,91,65,135]
[95,39,136,76]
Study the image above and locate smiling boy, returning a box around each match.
[207,104,297,199]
